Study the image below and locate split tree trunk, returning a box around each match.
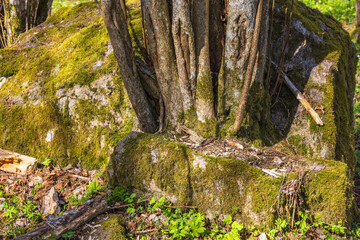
[100,0,158,133]
[101,0,270,137]
[3,0,53,45]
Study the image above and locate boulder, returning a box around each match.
[270,0,357,169]
[105,133,357,226]
[90,215,127,240]
[0,3,136,168]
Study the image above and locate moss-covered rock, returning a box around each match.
[270,0,357,169]
[0,2,136,169]
[105,132,357,227]
[90,214,127,240]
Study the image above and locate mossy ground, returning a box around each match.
[0,3,136,169]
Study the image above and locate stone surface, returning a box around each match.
[270,0,357,169]
[0,3,136,169]
[105,133,357,227]
[0,1,356,172]
[41,187,60,218]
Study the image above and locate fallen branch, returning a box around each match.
[15,196,108,240]
[136,229,157,234]
[262,169,282,178]
[0,149,37,175]
[72,175,91,181]
[271,61,324,126]
[179,126,205,144]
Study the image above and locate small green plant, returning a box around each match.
[65,195,90,207]
[85,179,102,196]
[165,209,207,239]
[107,186,129,203]
[296,211,310,234]
[148,196,166,212]
[42,158,51,166]
[3,205,18,218]
[61,230,75,239]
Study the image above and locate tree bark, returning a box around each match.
[142,0,183,127]
[356,0,360,27]
[192,0,215,122]
[35,0,53,26]
[101,0,270,136]
[100,0,158,133]
[120,0,127,22]
[3,0,52,45]
[172,0,196,110]
[231,0,269,133]
[15,197,108,240]
[0,0,5,48]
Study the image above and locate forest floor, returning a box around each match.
[1,128,360,240]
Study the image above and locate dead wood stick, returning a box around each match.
[162,205,197,209]
[15,196,108,240]
[72,174,91,181]
[271,61,324,126]
[179,126,205,144]
[136,229,157,234]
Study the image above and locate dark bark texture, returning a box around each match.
[356,0,360,27]
[0,0,5,48]
[3,0,52,45]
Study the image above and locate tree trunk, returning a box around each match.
[3,0,52,45]
[100,0,158,133]
[120,0,127,22]
[101,0,270,137]
[0,0,5,48]
[356,0,360,27]
[142,0,185,128]
[35,0,53,26]
[192,0,216,122]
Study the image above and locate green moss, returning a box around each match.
[217,59,275,144]
[0,2,135,169]
[272,0,357,169]
[305,160,355,225]
[288,134,314,156]
[106,133,356,227]
[126,0,144,56]
[197,71,213,102]
[101,215,127,240]
[180,107,219,138]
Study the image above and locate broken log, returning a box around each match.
[0,149,37,175]
[15,196,108,240]
[271,61,324,126]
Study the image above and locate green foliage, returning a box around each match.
[85,179,102,196]
[0,193,42,238]
[165,209,207,239]
[61,230,76,240]
[52,0,91,13]
[300,0,355,24]
[42,158,51,167]
[102,186,360,239]
[296,211,310,234]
